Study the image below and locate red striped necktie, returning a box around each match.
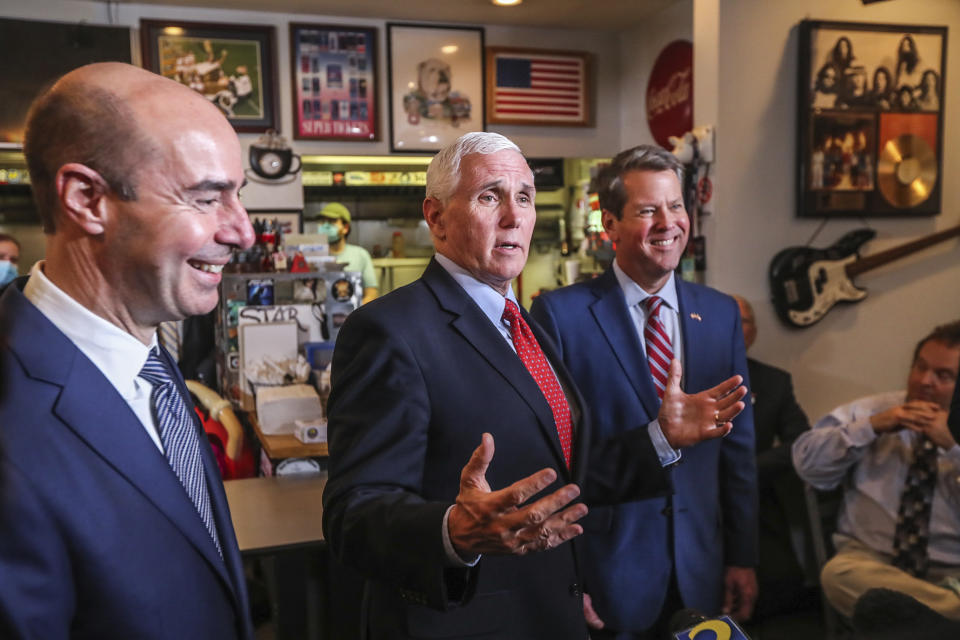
[643,296,673,400]
[502,299,573,468]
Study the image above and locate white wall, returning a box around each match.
[0,0,622,158]
[708,0,960,418]
[618,0,693,149]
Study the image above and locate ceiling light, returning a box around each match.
[492,0,523,6]
[441,45,459,54]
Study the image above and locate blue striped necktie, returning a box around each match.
[140,348,222,558]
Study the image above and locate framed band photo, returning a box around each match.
[140,19,278,132]
[290,23,378,141]
[387,23,485,153]
[796,20,946,217]
[486,47,591,126]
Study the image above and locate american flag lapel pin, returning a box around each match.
[689,312,702,322]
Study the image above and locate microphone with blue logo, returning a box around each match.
[669,609,752,640]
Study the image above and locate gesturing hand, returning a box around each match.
[658,359,748,449]
[447,433,588,557]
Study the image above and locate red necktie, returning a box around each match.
[502,299,573,468]
[643,296,673,400]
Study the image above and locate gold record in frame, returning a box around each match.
[877,133,937,208]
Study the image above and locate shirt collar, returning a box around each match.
[23,261,154,398]
[434,252,519,325]
[612,260,679,313]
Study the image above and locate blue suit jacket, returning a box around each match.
[0,281,252,640]
[322,260,670,639]
[530,270,757,631]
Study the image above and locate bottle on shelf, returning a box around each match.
[391,231,406,258]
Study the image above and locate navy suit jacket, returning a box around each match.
[322,260,670,639]
[0,281,252,640]
[530,270,758,631]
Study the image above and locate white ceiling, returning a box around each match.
[124,0,680,32]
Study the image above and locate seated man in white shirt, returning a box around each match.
[792,320,960,620]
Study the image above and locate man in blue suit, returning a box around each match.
[0,62,256,639]
[531,145,758,638]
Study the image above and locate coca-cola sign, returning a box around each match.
[646,40,693,148]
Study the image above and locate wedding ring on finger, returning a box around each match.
[714,411,724,428]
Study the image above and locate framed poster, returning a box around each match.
[797,20,946,217]
[387,23,485,153]
[140,19,278,132]
[486,47,591,126]
[290,23,378,141]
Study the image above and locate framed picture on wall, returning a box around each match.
[140,19,278,132]
[486,47,591,126]
[290,23,378,141]
[797,20,946,217]
[387,23,485,153]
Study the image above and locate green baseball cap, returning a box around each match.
[319,202,351,223]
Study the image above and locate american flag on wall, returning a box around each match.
[486,48,590,126]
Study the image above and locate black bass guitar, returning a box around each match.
[769,224,960,327]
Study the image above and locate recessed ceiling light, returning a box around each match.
[492,0,523,6]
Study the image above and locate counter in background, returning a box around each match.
[372,256,431,294]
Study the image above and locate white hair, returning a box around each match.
[425,132,522,205]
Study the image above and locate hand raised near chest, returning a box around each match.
[658,359,747,449]
[448,433,587,556]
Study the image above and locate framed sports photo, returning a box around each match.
[140,19,278,132]
[387,23,485,153]
[486,47,591,126]
[797,20,946,217]
[290,23,378,141]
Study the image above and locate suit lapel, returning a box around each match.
[55,351,236,588]
[676,280,704,393]
[4,285,239,610]
[422,261,568,471]
[588,270,661,419]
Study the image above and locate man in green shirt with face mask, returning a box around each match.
[318,203,378,305]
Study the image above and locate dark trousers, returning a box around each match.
[590,573,683,640]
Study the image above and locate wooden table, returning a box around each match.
[225,474,328,639]
[251,413,328,460]
[224,474,326,553]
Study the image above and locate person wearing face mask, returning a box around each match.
[0,233,20,288]
[318,202,378,304]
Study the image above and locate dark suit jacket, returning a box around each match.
[747,358,812,611]
[0,281,252,640]
[749,358,810,485]
[530,270,758,632]
[322,259,670,640]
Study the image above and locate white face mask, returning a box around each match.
[0,260,17,286]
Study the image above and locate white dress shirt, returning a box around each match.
[23,261,165,452]
[612,261,682,465]
[793,391,960,565]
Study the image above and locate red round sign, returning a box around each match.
[646,40,693,149]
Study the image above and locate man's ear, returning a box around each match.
[423,197,445,241]
[56,163,111,235]
[601,209,619,239]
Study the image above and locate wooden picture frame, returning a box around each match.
[140,19,278,132]
[387,23,485,153]
[290,23,378,141]
[797,20,947,217]
[486,46,591,126]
